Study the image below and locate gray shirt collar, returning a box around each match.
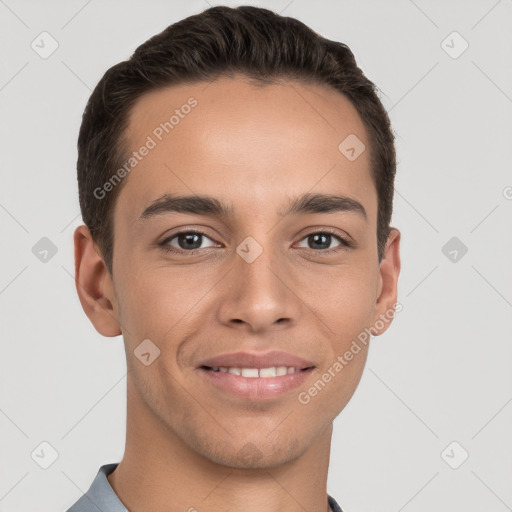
[66,463,127,512]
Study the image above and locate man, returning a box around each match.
[67,5,400,512]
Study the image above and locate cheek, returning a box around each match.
[113,267,175,345]
[296,265,379,339]
[113,264,218,367]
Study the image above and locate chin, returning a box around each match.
[185,427,311,470]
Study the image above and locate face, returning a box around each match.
[77,76,400,469]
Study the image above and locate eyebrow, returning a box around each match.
[138,192,367,221]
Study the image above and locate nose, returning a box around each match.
[216,241,303,334]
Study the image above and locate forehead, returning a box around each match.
[114,76,376,225]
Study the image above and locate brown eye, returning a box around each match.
[160,230,217,254]
[296,231,350,252]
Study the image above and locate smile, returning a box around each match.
[203,366,307,377]
[199,367,315,401]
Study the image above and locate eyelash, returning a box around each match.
[158,228,353,256]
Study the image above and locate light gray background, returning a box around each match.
[1,0,511,511]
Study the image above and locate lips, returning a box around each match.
[197,350,315,370]
[197,350,316,401]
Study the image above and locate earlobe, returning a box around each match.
[73,225,122,337]
[372,228,401,336]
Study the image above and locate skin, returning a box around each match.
[74,76,400,512]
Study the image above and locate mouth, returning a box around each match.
[196,351,316,401]
[200,365,313,377]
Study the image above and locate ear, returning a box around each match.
[73,225,122,337]
[371,228,401,335]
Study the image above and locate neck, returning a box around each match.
[108,377,334,512]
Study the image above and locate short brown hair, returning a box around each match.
[77,5,396,274]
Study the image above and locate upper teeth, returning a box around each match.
[210,366,298,377]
